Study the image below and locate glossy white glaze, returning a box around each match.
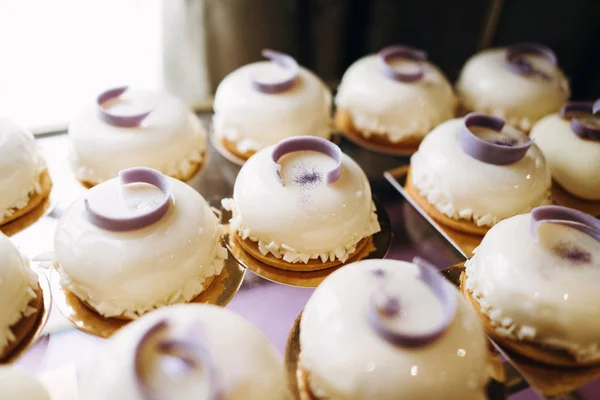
[223,146,380,263]
[0,367,50,400]
[0,118,45,223]
[83,304,288,400]
[300,260,487,399]
[410,118,551,227]
[457,48,569,131]
[531,113,600,200]
[54,176,227,319]
[68,90,206,185]
[466,213,600,361]
[0,233,38,354]
[335,54,456,142]
[213,62,332,154]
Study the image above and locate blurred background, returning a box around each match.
[0,0,598,134]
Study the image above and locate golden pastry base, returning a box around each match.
[223,200,392,288]
[0,170,54,237]
[52,254,245,338]
[551,181,600,217]
[453,262,600,397]
[1,269,51,364]
[78,153,207,189]
[208,129,251,167]
[335,109,422,156]
[384,166,482,257]
[284,307,507,400]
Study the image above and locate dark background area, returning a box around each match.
[202,0,600,99]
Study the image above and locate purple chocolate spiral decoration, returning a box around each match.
[367,258,457,348]
[505,43,557,81]
[85,167,172,231]
[378,45,428,83]
[134,320,223,400]
[459,113,533,165]
[271,136,343,185]
[251,49,299,94]
[97,86,154,127]
[559,100,600,141]
[530,206,600,244]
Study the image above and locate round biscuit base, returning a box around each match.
[296,362,320,400]
[78,154,206,188]
[0,284,43,361]
[236,235,371,272]
[335,108,423,152]
[220,137,256,161]
[405,169,489,236]
[460,272,599,368]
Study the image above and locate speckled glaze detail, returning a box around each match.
[82,304,289,400]
[223,145,380,264]
[300,260,488,400]
[54,177,227,319]
[457,48,570,132]
[0,233,39,354]
[410,118,552,227]
[0,119,46,224]
[213,62,332,154]
[68,90,206,185]
[466,213,600,362]
[531,113,600,200]
[335,54,457,142]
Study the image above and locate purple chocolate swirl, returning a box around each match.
[367,258,457,347]
[559,100,600,141]
[97,86,154,127]
[84,167,172,231]
[459,113,533,165]
[251,49,299,94]
[378,45,428,83]
[271,136,342,186]
[134,320,222,400]
[505,43,557,81]
[530,206,600,244]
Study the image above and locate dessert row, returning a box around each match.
[2,202,599,399]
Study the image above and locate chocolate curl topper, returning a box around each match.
[271,136,343,185]
[134,320,223,400]
[378,45,428,83]
[459,113,533,165]
[84,167,172,232]
[505,43,557,81]
[97,86,154,127]
[251,49,299,94]
[559,100,600,141]
[530,206,600,244]
[367,258,457,348]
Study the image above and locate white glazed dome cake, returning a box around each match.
[464,206,600,366]
[213,49,332,159]
[222,136,380,270]
[530,100,600,201]
[68,87,206,186]
[0,118,51,226]
[0,367,50,400]
[335,45,456,146]
[299,259,488,399]
[0,232,40,359]
[82,304,288,400]
[409,114,551,235]
[54,168,227,319]
[457,43,570,132]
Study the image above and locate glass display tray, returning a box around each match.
[385,166,600,400]
[7,117,591,400]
